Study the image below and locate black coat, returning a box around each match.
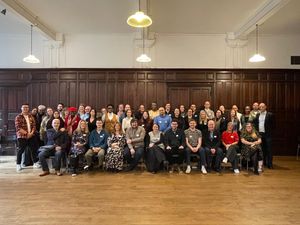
[254,112,275,136]
[202,129,221,149]
[164,129,186,148]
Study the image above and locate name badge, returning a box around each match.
[190,135,193,138]
[165,121,167,123]
[100,135,104,138]
[230,135,234,138]
[176,135,179,137]
[136,134,140,137]
[159,121,162,123]
[214,136,217,138]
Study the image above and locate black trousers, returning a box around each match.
[165,147,185,165]
[16,137,38,165]
[260,132,273,167]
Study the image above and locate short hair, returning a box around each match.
[171,119,179,124]
[107,104,114,108]
[22,103,29,107]
[189,119,196,123]
[96,118,103,122]
[130,118,138,124]
[57,103,64,107]
[38,105,46,110]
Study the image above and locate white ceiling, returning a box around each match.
[0,0,299,37]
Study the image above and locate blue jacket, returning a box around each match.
[154,115,172,133]
[89,129,109,150]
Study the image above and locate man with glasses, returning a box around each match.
[15,103,38,172]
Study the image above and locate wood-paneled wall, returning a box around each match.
[0,68,299,156]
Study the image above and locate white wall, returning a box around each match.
[0,32,300,69]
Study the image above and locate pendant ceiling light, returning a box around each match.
[23,24,40,64]
[127,0,152,28]
[249,24,266,63]
[136,28,151,63]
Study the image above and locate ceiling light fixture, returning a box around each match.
[136,28,151,63]
[249,24,266,63]
[23,24,40,64]
[127,0,152,28]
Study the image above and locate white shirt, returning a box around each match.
[122,117,133,133]
[259,111,266,132]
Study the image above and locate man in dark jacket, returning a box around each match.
[203,120,223,172]
[164,119,186,173]
[254,103,275,169]
[38,119,68,176]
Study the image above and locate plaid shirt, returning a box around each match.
[15,113,36,139]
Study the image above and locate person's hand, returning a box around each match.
[111,143,118,148]
[93,147,100,153]
[55,146,62,151]
[60,128,66,132]
[149,143,154,148]
[127,139,132,144]
[166,146,171,150]
[27,132,33,139]
[130,148,135,155]
[251,143,255,148]
[191,147,198,153]
[211,148,216,154]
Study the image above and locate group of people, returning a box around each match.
[15,100,274,176]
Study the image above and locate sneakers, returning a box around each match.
[201,166,207,174]
[222,157,228,163]
[83,165,89,171]
[33,163,41,169]
[258,167,263,173]
[234,169,240,174]
[71,173,77,177]
[16,164,22,172]
[185,165,191,174]
[55,171,62,176]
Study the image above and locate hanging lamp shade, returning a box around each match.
[23,24,40,64]
[249,24,265,63]
[136,53,151,62]
[127,11,152,28]
[136,28,151,63]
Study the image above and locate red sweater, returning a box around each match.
[221,131,239,145]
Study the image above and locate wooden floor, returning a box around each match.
[0,156,300,225]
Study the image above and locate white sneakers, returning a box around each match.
[201,166,207,174]
[16,164,22,172]
[222,157,228,163]
[33,163,41,168]
[234,169,240,174]
[185,165,191,174]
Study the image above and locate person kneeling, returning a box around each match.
[38,119,68,176]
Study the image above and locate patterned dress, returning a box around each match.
[105,133,126,171]
[240,131,263,161]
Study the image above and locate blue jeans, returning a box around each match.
[185,147,206,167]
[38,146,63,172]
[124,146,144,169]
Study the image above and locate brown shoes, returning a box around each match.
[39,171,50,177]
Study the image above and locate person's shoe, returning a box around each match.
[71,173,77,177]
[201,166,207,174]
[55,171,62,176]
[222,157,228,163]
[124,166,134,172]
[33,163,41,169]
[163,160,169,170]
[215,168,221,173]
[258,167,263,173]
[177,166,183,174]
[16,164,22,172]
[21,164,26,169]
[268,165,274,169]
[254,170,259,175]
[234,169,240,174]
[185,165,191,174]
[169,166,174,174]
[83,165,89,171]
[39,171,50,176]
